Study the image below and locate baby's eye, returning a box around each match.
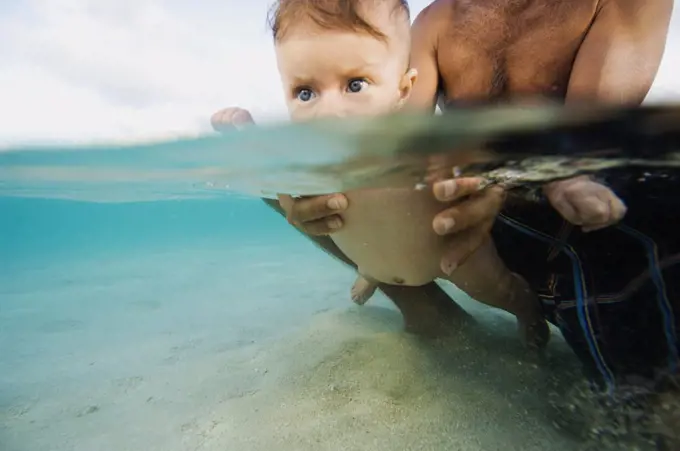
[347,79,367,93]
[296,88,315,102]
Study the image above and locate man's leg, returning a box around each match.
[262,198,470,335]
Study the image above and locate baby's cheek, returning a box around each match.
[356,90,398,116]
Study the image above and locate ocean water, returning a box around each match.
[0,195,370,450]
[2,193,593,451]
[2,112,677,450]
[0,195,584,451]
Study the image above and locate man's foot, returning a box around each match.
[351,276,378,305]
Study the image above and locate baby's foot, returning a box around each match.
[351,276,378,305]
[543,175,627,232]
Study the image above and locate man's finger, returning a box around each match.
[301,216,345,236]
[433,177,485,202]
[440,218,496,275]
[432,185,504,236]
[277,194,345,234]
[288,194,348,224]
[277,194,297,223]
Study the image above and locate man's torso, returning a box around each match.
[434,0,600,104]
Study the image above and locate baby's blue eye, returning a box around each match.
[347,79,367,93]
[297,89,314,102]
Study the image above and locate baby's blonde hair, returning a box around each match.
[268,0,410,42]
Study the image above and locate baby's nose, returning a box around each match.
[315,97,349,118]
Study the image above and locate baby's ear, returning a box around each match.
[398,68,418,104]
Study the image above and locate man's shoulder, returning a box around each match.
[413,0,452,26]
[411,0,459,47]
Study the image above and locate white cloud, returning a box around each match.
[0,0,286,146]
[0,0,677,147]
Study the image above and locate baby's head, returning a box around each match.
[269,0,417,121]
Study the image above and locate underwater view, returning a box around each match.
[0,194,587,451]
[2,0,680,450]
[3,105,680,451]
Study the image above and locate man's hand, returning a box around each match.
[277,193,349,236]
[211,107,350,236]
[543,175,627,232]
[431,177,506,275]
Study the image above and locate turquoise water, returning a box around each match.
[3,194,589,451]
[2,194,377,451]
[6,105,674,204]
[1,194,588,451]
[4,113,675,449]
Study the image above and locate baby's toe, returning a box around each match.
[351,279,377,305]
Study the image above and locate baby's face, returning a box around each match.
[275,26,416,122]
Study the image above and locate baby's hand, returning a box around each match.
[210,107,254,131]
[543,175,627,232]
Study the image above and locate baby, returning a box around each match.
[267,0,625,347]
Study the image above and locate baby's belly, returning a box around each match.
[330,188,448,286]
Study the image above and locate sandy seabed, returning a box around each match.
[0,243,656,451]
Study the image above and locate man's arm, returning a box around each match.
[566,0,673,104]
[544,0,671,229]
[407,2,445,112]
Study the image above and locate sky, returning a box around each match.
[0,0,678,147]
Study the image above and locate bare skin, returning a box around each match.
[409,0,672,107]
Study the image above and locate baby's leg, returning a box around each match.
[447,239,550,349]
[351,273,379,305]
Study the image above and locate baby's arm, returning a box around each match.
[543,175,627,232]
